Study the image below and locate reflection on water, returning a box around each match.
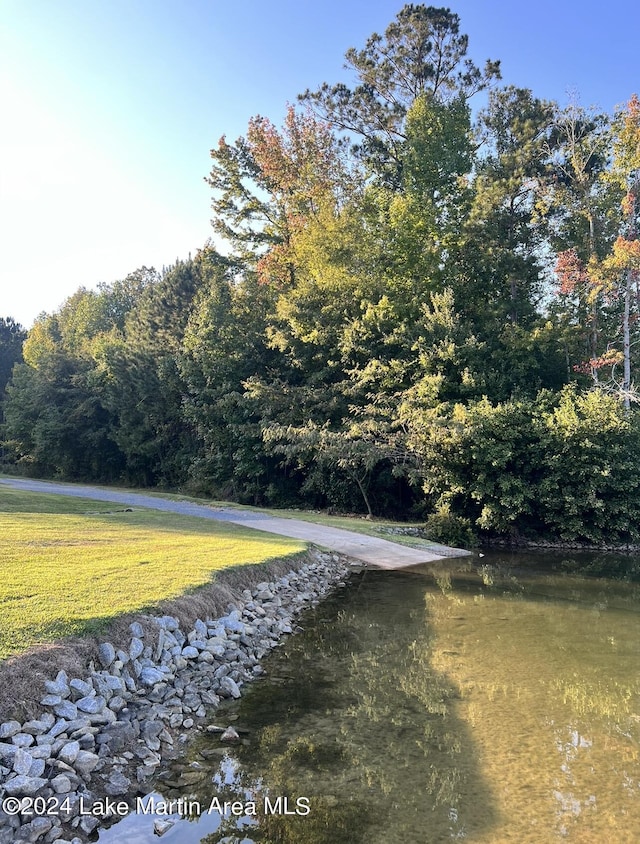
[98,551,640,843]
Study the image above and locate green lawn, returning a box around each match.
[0,477,433,546]
[0,486,304,661]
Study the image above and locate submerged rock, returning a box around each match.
[154,818,176,836]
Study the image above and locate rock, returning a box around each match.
[88,709,116,729]
[28,758,46,778]
[77,731,97,748]
[129,637,144,660]
[97,642,116,668]
[12,747,34,776]
[76,695,106,714]
[0,720,22,739]
[72,750,100,776]
[205,641,226,657]
[219,676,241,699]
[154,819,176,836]
[28,745,51,759]
[50,774,73,793]
[21,718,50,736]
[95,721,136,752]
[139,667,164,687]
[20,816,53,841]
[103,674,126,693]
[139,720,162,751]
[194,619,208,638]
[181,646,199,659]
[69,678,93,699]
[40,694,63,707]
[53,701,78,721]
[108,696,127,714]
[158,728,173,745]
[3,775,48,796]
[58,741,81,765]
[220,727,240,742]
[197,650,214,664]
[47,720,70,739]
[183,693,202,710]
[90,675,114,702]
[104,771,131,796]
[79,815,100,834]
[123,673,137,692]
[11,733,35,748]
[220,614,245,633]
[136,748,161,766]
[44,671,70,698]
[154,628,166,661]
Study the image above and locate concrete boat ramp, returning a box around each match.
[0,478,470,569]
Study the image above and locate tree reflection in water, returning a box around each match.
[164,562,496,844]
[107,550,640,844]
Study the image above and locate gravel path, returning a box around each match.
[0,477,469,569]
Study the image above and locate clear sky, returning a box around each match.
[1,0,638,327]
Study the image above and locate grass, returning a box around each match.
[0,471,450,550]
[0,486,304,661]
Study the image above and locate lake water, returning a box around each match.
[97,551,640,843]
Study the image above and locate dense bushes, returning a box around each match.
[418,387,640,543]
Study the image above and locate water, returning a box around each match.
[97,552,640,843]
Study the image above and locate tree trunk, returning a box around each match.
[623,269,631,412]
[354,473,373,518]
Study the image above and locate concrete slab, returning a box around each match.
[219,515,469,568]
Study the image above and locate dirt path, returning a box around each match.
[0,477,470,569]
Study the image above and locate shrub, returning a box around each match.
[416,386,640,544]
[537,387,640,543]
[425,508,476,548]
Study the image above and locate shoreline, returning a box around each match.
[0,549,355,844]
[481,537,640,553]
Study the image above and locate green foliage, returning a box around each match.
[300,4,499,184]
[411,395,543,534]
[537,388,640,541]
[412,387,640,543]
[424,508,475,548]
[0,317,26,403]
[4,337,124,480]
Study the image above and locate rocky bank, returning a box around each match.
[0,551,352,843]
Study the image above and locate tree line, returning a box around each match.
[2,5,640,544]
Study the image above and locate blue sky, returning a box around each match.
[1,0,638,327]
